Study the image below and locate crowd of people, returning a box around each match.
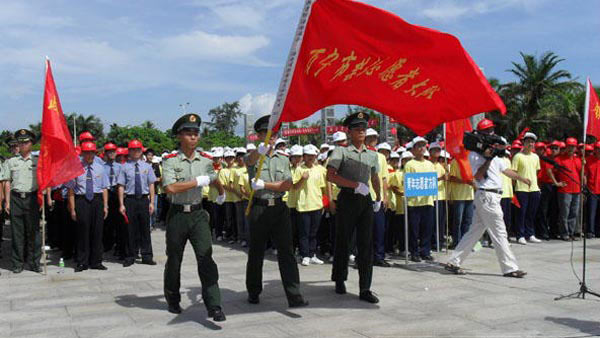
[0,113,597,321]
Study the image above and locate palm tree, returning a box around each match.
[493,51,582,140]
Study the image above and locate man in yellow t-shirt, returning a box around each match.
[368,132,390,267]
[219,150,240,243]
[232,147,249,247]
[429,142,448,250]
[295,145,326,266]
[386,152,400,253]
[511,132,542,244]
[448,157,475,248]
[404,137,436,262]
[501,152,515,241]
[209,150,225,241]
[288,145,304,252]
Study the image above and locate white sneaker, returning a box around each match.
[349,254,356,263]
[301,257,311,266]
[310,256,324,265]
[329,256,335,263]
[528,236,542,243]
[517,237,527,245]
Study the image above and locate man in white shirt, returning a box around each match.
[446,143,530,278]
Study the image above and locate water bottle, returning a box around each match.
[58,258,65,274]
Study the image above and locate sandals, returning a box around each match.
[503,270,527,278]
[445,263,466,275]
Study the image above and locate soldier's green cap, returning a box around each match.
[343,112,368,129]
[6,137,18,146]
[253,115,270,133]
[14,129,36,143]
[172,114,201,135]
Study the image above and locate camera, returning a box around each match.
[463,131,506,158]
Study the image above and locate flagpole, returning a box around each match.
[443,123,450,253]
[580,78,590,241]
[245,0,316,215]
[41,194,47,276]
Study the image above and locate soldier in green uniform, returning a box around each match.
[0,137,18,261]
[244,115,308,308]
[2,129,41,273]
[162,114,227,322]
[326,113,381,303]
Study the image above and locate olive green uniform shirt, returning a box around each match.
[162,151,217,205]
[246,152,291,200]
[327,144,379,184]
[3,154,38,192]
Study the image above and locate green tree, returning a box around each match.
[208,101,242,134]
[197,131,246,150]
[106,123,176,153]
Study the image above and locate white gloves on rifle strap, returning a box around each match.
[257,143,269,155]
[251,178,265,191]
[216,193,226,205]
[354,182,369,196]
[195,176,211,187]
[373,200,382,212]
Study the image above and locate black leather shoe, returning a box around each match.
[141,259,157,265]
[208,307,226,322]
[421,255,435,262]
[12,266,23,274]
[288,296,309,308]
[247,294,260,304]
[359,290,379,304]
[123,259,134,267]
[168,303,182,314]
[90,264,108,270]
[374,260,391,267]
[335,281,347,294]
[410,255,421,263]
[74,264,88,272]
[30,266,43,273]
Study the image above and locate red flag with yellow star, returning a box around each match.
[37,58,84,205]
[585,78,600,140]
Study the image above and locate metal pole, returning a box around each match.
[73,116,77,146]
[404,196,409,265]
[443,123,450,253]
[435,196,439,253]
[41,195,47,275]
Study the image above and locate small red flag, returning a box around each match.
[37,59,84,205]
[268,0,506,136]
[445,118,474,182]
[512,195,521,208]
[585,78,600,140]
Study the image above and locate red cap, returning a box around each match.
[75,146,81,155]
[579,143,585,148]
[116,147,127,156]
[128,139,143,149]
[550,140,561,148]
[79,131,94,142]
[559,141,566,149]
[534,142,546,149]
[511,141,523,149]
[566,138,578,146]
[81,141,97,152]
[123,148,129,155]
[595,142,600,149]
[585,144,594,152]
[104,142,117,151]
[476,118,495,131]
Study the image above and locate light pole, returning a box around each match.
[240,112,253,141]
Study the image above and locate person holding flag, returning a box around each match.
[326,112,381,304]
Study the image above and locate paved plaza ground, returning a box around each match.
[1,228,600,338]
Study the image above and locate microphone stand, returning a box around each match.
[552,158,600,300]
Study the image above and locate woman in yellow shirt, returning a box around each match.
[288,145,304,252]
[232,147,249,247]
[429,142,448,250]
[219,150,239,244]
[295,145,326,266]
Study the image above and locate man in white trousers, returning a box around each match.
[445,142,529,278]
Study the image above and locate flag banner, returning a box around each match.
[585,78,600,140]
[445,118,474,182]
[268,0,506,136]
[37,59,84,205]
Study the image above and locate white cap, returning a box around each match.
[332,131,347,143]
[290,145,303,156]
[401,151,415,160]
[328,145,336,152]
[390,152,400,159]
[366,128,378,137]
[412,136,428,145]
[320,143,330,150]
[317,153,328,161]
[285,149,291,155]
[235,147,247,155]
[210,147,217,152]
[440,150,451,159]
[224,150,235,158]
[405,141,414,150]
[429,142,442,150]
[376,142,391,151]
[171,150,178,154]
[212,149,224,158]
[152,156,162,163]
[246,143,256,151]
[523,132,537,141]
[224,146,232,152]
[424,150,430,157]
[275,138,287,147]
[395,146,406,153]
[303,144,318,156]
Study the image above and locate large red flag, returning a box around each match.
[267,0,506,136]
[37,59,84,205]
[445,118,473,182]
[585,78,600,140]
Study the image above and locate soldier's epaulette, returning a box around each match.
[200,151,213,159]
[164,153,178,159]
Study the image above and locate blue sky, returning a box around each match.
[0,0,598,135]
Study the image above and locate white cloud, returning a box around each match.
[415,0,549,22]
[212,5,265,30]
[239,93,275,118]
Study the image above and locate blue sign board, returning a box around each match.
[404,172,438,197]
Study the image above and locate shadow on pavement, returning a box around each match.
[545,316,600,336]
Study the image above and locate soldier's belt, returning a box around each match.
[252,197,283,207]
[11,190,37,199]
[125,194,149,199]
[171,203,202,213]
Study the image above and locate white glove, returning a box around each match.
[354,182,369,196]
[373,201,382,212]
[195,175,211,187]
[257,143,269,155]
[216,193,226,205]
[251,178,265,191]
